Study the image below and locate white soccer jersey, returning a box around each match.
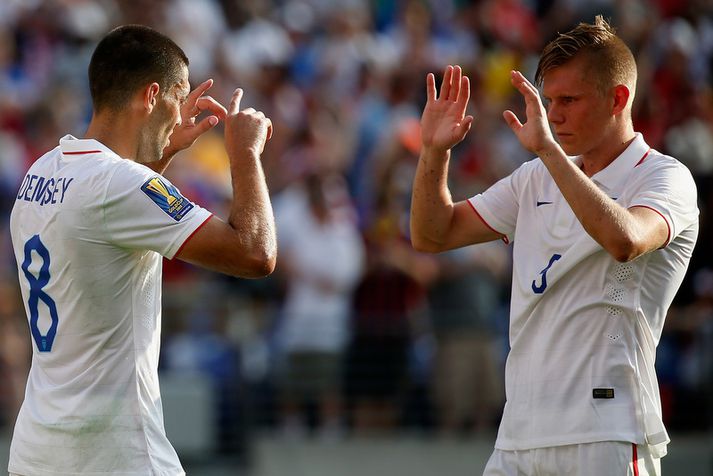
[9,135,212,476]
[469,134,698,457]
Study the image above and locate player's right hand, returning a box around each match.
[420,65,474,156]
[224,88,273,158]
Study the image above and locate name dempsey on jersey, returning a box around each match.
[141,176,194,221]
[16,174,74,205]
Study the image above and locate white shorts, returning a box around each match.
[483,441,660,476]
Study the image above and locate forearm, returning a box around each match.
[537,144,649,261]
[227,152,277,268]
[410,147,456,249]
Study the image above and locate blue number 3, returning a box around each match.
[21,235,59,352]
[532,253,562,294]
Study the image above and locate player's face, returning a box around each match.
[541,57,614,157]
[142,66,189,163]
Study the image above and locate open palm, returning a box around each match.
[502,70,556,154]
[420,65,473,154]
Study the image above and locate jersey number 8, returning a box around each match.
[21,235,59,352]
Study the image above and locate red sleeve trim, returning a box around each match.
[630,205,671,248]
[63,150,102,155]
[466,199,510,244]
[174,213,214,258]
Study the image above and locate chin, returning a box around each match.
[557,141,580,157]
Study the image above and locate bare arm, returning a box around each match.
[146,79,228,174]
[176,88,277,277]
[411,65,502,253]
[503,70,668,262]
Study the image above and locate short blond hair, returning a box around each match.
[535,16,637,97]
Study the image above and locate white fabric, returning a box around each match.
[469,134,698,454]
[275,183,365,353]
[483,441,660,476]
[9,135,212,476]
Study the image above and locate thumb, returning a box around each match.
[503,110,523,133]
[192,115,219,139]
[457,115,474,138]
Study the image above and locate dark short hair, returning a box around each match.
[535,16,637,95]
[88,25,189,111]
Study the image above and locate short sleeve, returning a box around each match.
[628,159,699,247]
[102,164,212,258]
[468,160,533,243]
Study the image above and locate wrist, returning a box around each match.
[420,145,450,163]
[228,148,261,163]
[535,141,563,161]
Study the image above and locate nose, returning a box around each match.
[547,103,563,125]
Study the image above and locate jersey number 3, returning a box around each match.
[21,235,59,352]
[532,253,562,294]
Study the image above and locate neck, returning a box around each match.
[580,124,636,177]
[84,110,142,160]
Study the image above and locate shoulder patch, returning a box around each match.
[141,176,194,221]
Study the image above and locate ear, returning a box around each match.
[611,84,630,115]
[142,82,161,113]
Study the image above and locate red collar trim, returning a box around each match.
[634,148,652,167]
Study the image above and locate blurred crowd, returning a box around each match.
[1,0,713,456]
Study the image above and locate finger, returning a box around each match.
[454,115,474,142]
[229,88,243,115]
[449,65,462,101]
[196,96,227,120]
[440,65,453,101]
[426,73,436,103]
[511,71,541,105]
[266,118,273,141]
[456,75,470,115]
[241,107,256,115]
[503,110,523,133]
[187,79,214,106]
[190,115,220,140]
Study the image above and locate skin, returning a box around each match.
[85,65,276,277]
[410,61,668,262]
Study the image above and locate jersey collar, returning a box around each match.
[589,133,650,194]
[59,134,121,160]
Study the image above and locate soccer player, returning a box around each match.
[411,16,698,476]
[9,25,276,475]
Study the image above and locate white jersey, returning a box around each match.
[469,134,698,457]
[9,135,212,475]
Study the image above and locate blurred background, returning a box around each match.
[0,0,712,474]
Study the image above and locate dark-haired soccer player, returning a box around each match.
[9,25,275,475]
[411,16,697,475]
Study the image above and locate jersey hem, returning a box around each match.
[494,432,644,451]
[628,205,671,247]
[466,199,510,244]
[172,213,214,258]
[8,464,185,476]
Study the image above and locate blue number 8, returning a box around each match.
[532,253,562,294]
[21,235,59,352]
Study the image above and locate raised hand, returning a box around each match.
[503,70,557,155]
[164,79,227,158]
[224,88,273,159]
[420,65,474,155]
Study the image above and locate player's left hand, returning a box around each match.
[163,79,228,158]
[503,70,558,155]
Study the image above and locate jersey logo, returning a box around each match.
[536,200,553,207]
[141,176,194,221]
[592,388,615,399]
